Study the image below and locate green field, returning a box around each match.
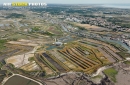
[104,68,118,82]
[8,34,27,41]
[0,40,7,51]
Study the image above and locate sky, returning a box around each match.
[0,0,130,4]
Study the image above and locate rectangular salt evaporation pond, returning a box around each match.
[4,75,40,85]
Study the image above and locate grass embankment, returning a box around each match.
[0,40,7,51]
[104,68,118,82]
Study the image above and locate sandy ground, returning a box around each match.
[45,72,84,85]
[44,71,113,85]
[116,70,130,85]
[6,46,38,68]
[8,39,53,46]
[21,61,41,71]
[6,39,53,69]
[114,62,130,85]
[8,40,38,46]
[5,39,42,68]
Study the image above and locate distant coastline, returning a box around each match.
[101,4,130,9]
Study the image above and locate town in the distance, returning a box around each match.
[0,2,130,85]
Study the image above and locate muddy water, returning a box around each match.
[4,75,39,85]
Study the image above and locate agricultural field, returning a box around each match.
[82,39,123,63]
[0,44,33,61]
[37,42,110,75]
[73,23,110,31]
